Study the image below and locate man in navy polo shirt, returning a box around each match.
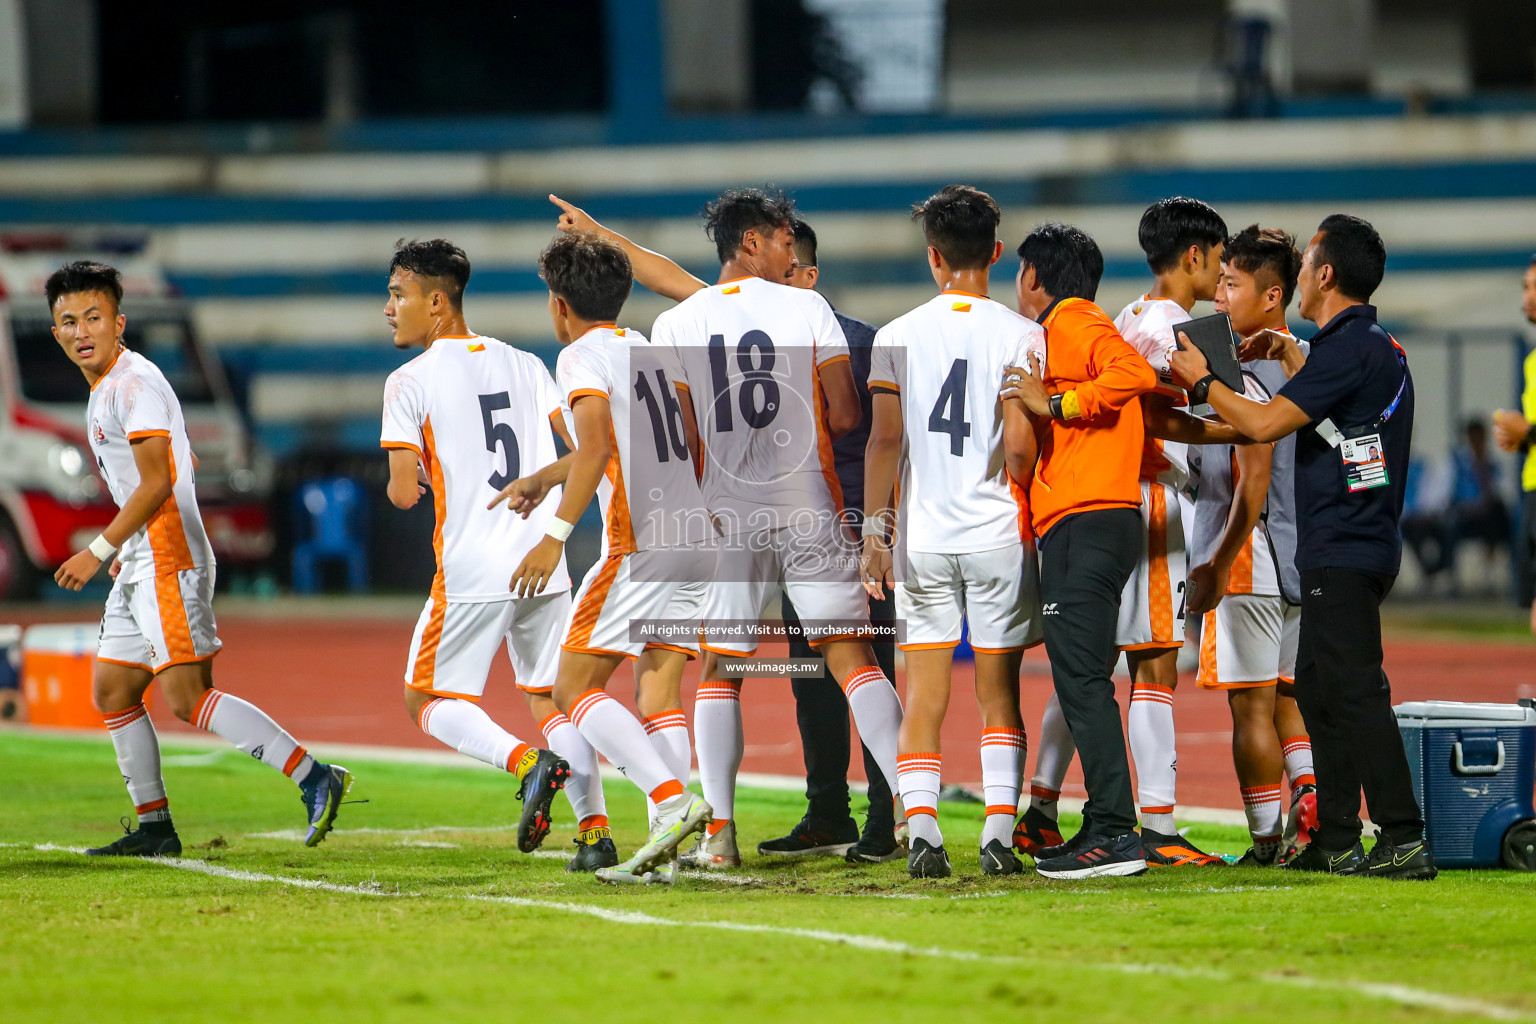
[1170,214,1435,881]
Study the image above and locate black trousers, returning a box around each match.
[783,590,895,825]
[1517,490,1536,607]
[1038,507,1141,837]
[1294,566,1424,848]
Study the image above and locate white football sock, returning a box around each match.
[102,704,170,823]
[693,682,742,826]
[980,726,1026,848]
[539,710,606,830]
[193,689,315,784]
[841,665,902,794]
[418,696,529,772]
[1282,735,1316,791]
[896,751,942,847]
[1029,691,1073,816]
[1242,783,1284,853]
[1129,682,1177,834]
[568,689,683,804]
[642,709,691,820]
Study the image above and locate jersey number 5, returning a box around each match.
[479,392,520,489]
[928,358,971,456]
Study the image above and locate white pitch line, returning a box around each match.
[17,844,1525,1022]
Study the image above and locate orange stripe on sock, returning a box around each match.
[282,746,308,777]
[537,712,567,734]
[579,815,608,831]
[706,818,730,836]
[1140,805,1175,814]
[1293,774,1316,788]
[649,779,684,804]
[1031,785,1061,800]
[191,689,222,731]
[135,798,168,814]
[984,804,1017,817]
[506,743,532,773]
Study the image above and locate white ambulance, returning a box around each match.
[0,237,273,598]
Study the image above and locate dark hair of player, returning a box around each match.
[791,217,818,268]
[703,186,797,264]
[1016,223,1105,302]
[1224,224,1302,307]
[1314,213,1386,302]
[1138,196,1228,273]
[45,260,123,312]
[389,238,472,307]
[911,185,1001,271]
[538,231,634,322]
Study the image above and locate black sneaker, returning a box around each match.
[907,837,952,878]
[1140,827,1225,867]
[1035,831,1148,879]
[1036,827,1090,861]
[1236,843,1282,867]
[757,815,858,858]
[514,749,571,853]
[980,838,1024,876]
[1354,830,1438,881]
[1012,806,1064,857]
[1281,838,1365,874]
[85,817,181,858]
[566,826,620,872]
[845,813,903,863]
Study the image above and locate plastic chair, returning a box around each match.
[291,477,368,594]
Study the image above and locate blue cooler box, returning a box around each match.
[1395,700,1536,870]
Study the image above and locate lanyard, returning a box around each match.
[1379,336,1409,424]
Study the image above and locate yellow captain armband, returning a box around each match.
[1059,390,1083,420]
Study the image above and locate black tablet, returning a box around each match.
[1178,312,1243,394]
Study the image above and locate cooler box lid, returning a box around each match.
[20,624,97,657]
[1394,700,1536,726]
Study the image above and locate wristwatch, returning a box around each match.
[1189,373,1219,405]
[1048,394,1065,420]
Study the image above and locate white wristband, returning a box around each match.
[88,534,116,560]
[860,514,887,540]
[545,518,574,543]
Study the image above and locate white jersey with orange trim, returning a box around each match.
[868,292,1041,554]
[1114,295,1192,489]
[86,347,213,586]
[554,325,711,559]
[650,276,850,534]
[1191,371,1281,598]
[381,335,570,602]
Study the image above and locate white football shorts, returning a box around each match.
[406,590,570,698]
[896,541,1043,652]
[1196,595,1301,689]
[563,546,716,660]
[98,567,222,673]
[1116,480,1187,651]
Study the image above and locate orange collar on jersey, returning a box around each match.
[88,344,126,392]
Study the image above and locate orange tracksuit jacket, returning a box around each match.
[1029,297,1159,538]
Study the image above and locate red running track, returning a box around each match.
[14,609,1536,812]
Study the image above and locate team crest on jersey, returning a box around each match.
[91,421,106,445]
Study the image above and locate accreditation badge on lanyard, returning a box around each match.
[1314,338,1407,494]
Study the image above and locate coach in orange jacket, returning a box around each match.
[1002,223,1160,879]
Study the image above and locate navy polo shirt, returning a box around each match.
[1278,304,1414,576]
[830,309,876,519]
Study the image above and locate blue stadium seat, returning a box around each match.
[291,477,368,594]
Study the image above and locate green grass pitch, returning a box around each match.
[3,730,1535,1024]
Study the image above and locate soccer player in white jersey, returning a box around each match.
[641,188,905,869]
[379,239,593,860]
[503,232,714,885]
[1022,196,1229,867]
[860,186,1041,878]
[1188,226,1317,864]
[46,261,350,857]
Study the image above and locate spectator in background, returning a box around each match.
[1403,418,1509,593]
[1492,254,1536,632]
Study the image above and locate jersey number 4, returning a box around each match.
[479,392,520,490]
[928,358,971,456]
